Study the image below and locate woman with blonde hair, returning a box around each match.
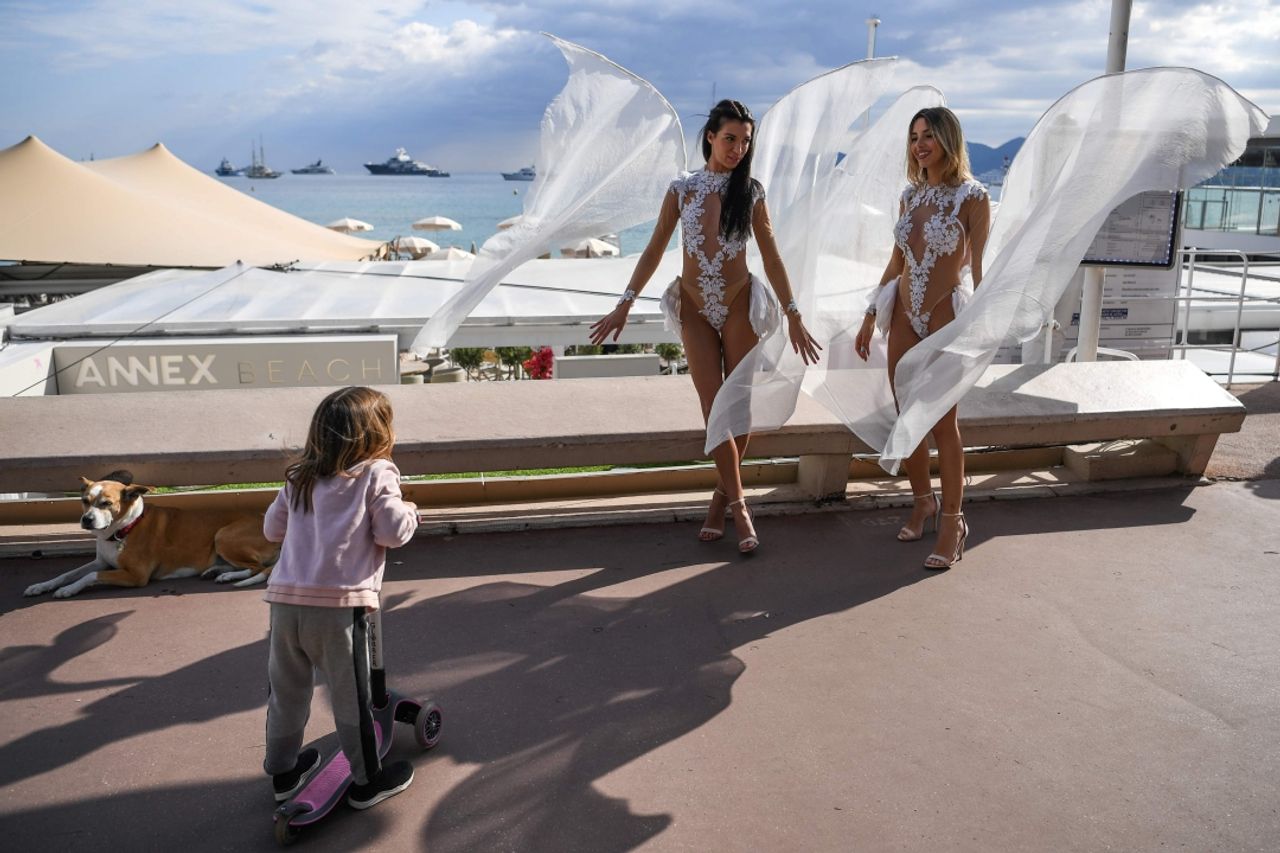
[853,106,990,569]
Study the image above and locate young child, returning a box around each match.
[261,386,420,809]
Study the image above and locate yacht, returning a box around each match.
[502,165,536,181]
[364,148,449,177]
[291,159,335,175]
[214,158,242,177]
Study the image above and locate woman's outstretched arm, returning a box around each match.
[754,198,822,364]
[855,201,906,360]
[589,189,680,344]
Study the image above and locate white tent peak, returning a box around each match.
[0,136,386,267]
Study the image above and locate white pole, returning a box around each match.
[1077,0,1133,362]
[1105,0,1132,74]
[1077,267,1105,361]
[865,16,880,60]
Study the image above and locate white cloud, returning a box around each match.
[4,1,1275,170]
[1135,1,1280,73]
[299,19,527,76]
[7,0,466,65]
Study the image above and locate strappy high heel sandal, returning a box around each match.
[699,487,728,542]
[924,511,968,570]
[728,497,759,554]
[897,491,940,542]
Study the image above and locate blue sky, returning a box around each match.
[1,0,1276,172]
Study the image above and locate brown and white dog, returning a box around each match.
[23,471,280,599]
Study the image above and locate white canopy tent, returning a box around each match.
[5,256,680,349]
[0,136,384,267]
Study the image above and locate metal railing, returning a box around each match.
[1173,249,1280,387]
[1079,249,1280,388]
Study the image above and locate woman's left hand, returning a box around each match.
[787,314,823,365]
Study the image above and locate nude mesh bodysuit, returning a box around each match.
[893,179,988,338]
[670,169,764,330]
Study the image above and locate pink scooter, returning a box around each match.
[273,606,443,846]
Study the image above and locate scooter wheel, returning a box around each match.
[274,803,305,847]
[414,701,443,750]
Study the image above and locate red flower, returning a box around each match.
[522,346,554,379]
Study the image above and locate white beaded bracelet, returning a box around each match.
[785,299,800,316]
[618,289,636,305]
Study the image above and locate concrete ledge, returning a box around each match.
[0,468,1212,560]
[0,360,1244,494]
[1063,439,1181,480]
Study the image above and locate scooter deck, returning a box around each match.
[283,696,412,827]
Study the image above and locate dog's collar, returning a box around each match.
[110,511,144,542]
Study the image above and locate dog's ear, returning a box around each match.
[122,484,151,502]
[102,470,134,485]
[80,476,94,491]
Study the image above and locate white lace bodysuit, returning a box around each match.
[892,179,989,338]
[670,169,765,330]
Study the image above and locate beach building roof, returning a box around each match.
[0,136,383,267]
[5,254,681,348]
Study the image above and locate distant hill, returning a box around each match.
[967,138,1024,179]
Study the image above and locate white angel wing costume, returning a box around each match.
[877,68,1267,472]
[410,38,1265,479]
[700,58,899,453]
[410,34,686,352]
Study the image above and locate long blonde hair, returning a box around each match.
[287,386,395,512]
[906,106,973,186]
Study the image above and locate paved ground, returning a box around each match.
[3,468,1279,850]
[1,381,1277,851]
[1204,381,1280,480]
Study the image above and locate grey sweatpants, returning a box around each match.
[264,603,380,785]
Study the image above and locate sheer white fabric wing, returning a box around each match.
[797,86,947,454]
[878,68,1267,472]
[410,34,685,351]
[702,58,898,454]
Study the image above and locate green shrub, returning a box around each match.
[449,347,487,379]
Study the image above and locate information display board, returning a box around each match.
[1080,190,1183,269]
[1061,266,1180,360]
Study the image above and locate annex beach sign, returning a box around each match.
[53,335,398,395]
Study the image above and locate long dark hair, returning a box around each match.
[700,99,759,244]
[286,386,396,512]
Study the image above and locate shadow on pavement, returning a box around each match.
[0,777,394,853]
[0,484,1210,850]
[0,611,139,701]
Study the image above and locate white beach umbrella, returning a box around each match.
[561,237,620,258]
[326,217,374,233]
[393,236,440,258]
[412,215,462,232]
[425,246,475,261]
[496,215,523,231]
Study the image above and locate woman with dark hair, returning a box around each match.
[590,99,821,554]
[853,106,990,569]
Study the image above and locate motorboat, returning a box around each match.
[291,159,335,175]
[365,148,449,177]
[502,165,536,181]
[215,158,243,176]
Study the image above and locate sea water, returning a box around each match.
[218,172,655,256]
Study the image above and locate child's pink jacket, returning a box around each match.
[263,459,418,609]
